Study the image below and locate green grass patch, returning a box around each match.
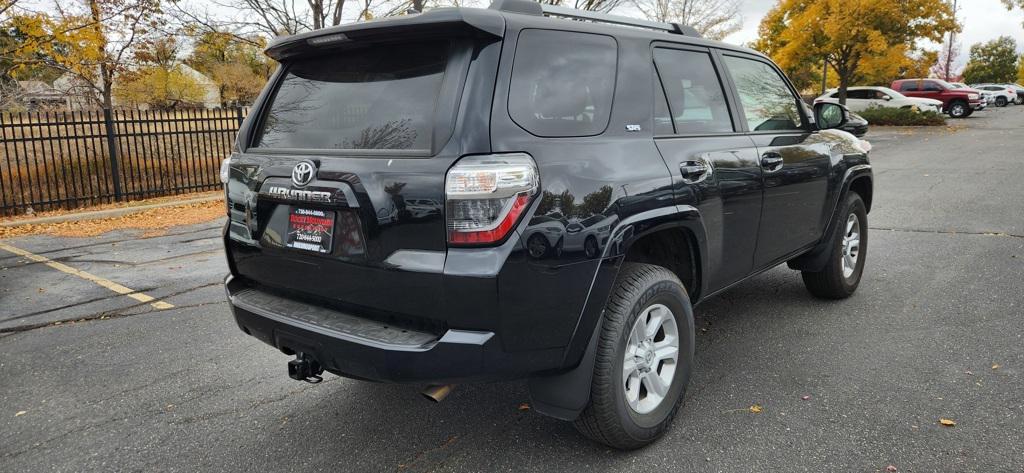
[858,106,947,126]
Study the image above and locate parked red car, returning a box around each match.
[891,78,984,118]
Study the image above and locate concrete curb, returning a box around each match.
[0,195,223,228]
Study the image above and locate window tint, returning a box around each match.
[723,56,803,132]
[900,82,919,92]
[509,30,617,137]
[654,48,733,134]
[846,90,873,100]
[256,42,449,151]
[923,81,943,92]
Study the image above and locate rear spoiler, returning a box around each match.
[265,8,504,61]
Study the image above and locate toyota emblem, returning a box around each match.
[291,161,316,187]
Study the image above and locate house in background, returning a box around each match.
[14,80,66,109]
[52,65,221,110]
[178,65,221,109]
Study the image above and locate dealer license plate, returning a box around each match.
[286,207,335,254]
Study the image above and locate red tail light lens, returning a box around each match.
[446,153,538,245]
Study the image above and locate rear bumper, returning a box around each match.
[225,275,562,383]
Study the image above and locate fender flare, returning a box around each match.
[528,205,707,421]
[788,165,872,272]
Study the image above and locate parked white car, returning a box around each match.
[949,83,995,106]
[815,86,944,113]
[1009,84,1024,105]
[970,84,1018,107]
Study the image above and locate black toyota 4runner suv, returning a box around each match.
[222,0,873,450]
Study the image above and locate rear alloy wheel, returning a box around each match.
[996,96,1008,107]
[948,101,969,118]
[574,263,694,450]
[584,236,599,259]
[527,234,551,259]
[801,192,868,299]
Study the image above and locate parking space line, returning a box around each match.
[0,241,174,310]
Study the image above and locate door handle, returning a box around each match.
[680,160,710,184]
[761,152,784,172]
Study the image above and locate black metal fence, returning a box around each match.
[0,108,247,216]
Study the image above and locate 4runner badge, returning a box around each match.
[291,161,316,187]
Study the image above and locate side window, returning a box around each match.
[923,81,943,92]
[508,30,617,137]
[653,48,733,134]
[846,90,871,100]
[901,82,919,92]
[722,55,803,132]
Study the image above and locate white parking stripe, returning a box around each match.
[0,241,174,310]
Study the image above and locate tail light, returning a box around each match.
[446,153,538,245]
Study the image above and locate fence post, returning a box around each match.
[101,108,123,201]
[235,107,244,125]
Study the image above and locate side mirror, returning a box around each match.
[882,95,892,101]
[814,102,850,130]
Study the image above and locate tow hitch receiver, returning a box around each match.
[288,354,324,384]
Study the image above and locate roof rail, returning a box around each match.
[487,1,700,37]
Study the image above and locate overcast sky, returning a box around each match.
[723,0,1024,67]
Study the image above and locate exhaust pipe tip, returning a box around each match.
[421,384,455,403]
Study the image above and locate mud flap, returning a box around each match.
[527,314,603,421]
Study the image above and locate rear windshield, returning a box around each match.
[255,41,449,151]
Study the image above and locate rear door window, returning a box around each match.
[722,55,804,132]
[508,30,617,137]
[255,41,450,151]
[653,48,733,134]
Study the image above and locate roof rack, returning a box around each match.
[541,4,699,36]
[487,0,700,37]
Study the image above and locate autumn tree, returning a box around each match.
[1002,0,1024,25]
[962,36,1019,84]
[1018,55,1024,84]
[754,0,957,104]
[633,0,741,40]
[185,29,269,106]
[115,36,206,109]
[0,0,162,109]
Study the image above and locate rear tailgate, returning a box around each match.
[225,30,501,331]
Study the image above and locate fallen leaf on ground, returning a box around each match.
[0,196,224,239]
[749,404,763,414]
[886,465,897,472]
[991,364,1000,370]
[517,403,530,411]
[801,395,811,401]
[939,418,956,427]
[14,410,26,417]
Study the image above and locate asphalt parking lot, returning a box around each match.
[2,107,1023,472]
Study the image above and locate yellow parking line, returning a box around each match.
[0,241,174,310]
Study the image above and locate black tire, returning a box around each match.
[948,101,969,118]
[574,263,695,450]
[801,192,868,299]
[584,236,599,259]
[996,96,1008,107]
[527,233,551,259]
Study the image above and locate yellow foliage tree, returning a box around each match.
[754,0,957,103]
[115,65,206,110]
[1019,55,1024,84]
[185,29,270,107]
[1,0,161,109]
